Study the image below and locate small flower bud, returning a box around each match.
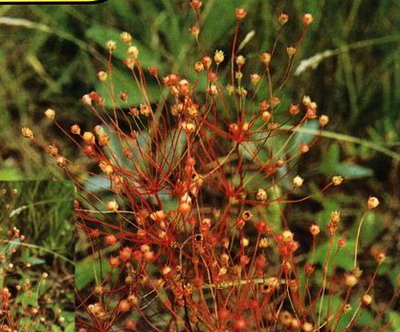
[120,31,132,44]
[44,108,56,119]
[118,300,131,313]
[214,50,225,65]
[305,264,315,275]
[375,251,386,264]
[149,66,158,76]
[106,40,117,52]
[162,266,172,276]
[302,322,313,332]
[235,8,247,20]
[83,132,95,145]
[278,13,289,25]
[235,55,246,66]
[309,224,320,236]
[56,156,66,167]
[140,104,151,117]
[270,96,280,107]
[302,95,312,107]
[107,200,119,212]
[97,71,107,82]
[303,13,314,26]
[259,238,269,248]
[332,175,343,186]
[119,247,132,261]
[345,274,358,287]
[367,196,379,210]
[220,253,229,264]
[47,145,58,156]
[260,52,271,65]
[124,58,135,69]
[127,46,139,59]
[261,111,271,122]
[190,0,202,10]
[82,94,92,106]
[282,230,294,242]
[241,210,252,221]
[256,188,267,201]
[300,143,309,154]
[276,159,285,168]
[306,108,316,117]
[235,71,243,80]
[250,73,261,85]
[182,121,196,134]
[70,124,81,135]
[293,175,304,188]
[218,267,228,276]
[202,56,212,69]
[319,114,329,126]
[362,294,372,306]
[189,24,200,37]
[226,84,234,95]
[194,61,204,73]
[289,104,299,115]
[21,127,34,139]
[105,235,117,246]
[330,211,341,224]
[207,84,218,96]
[178,201,191,214]
[286,46,296,56]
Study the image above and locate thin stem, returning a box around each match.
[354,211,368,269]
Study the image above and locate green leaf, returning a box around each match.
[319,143,340,175]
[389,264,400,289]
[314,239,355,273]
[334,163,373,179]
[26,256,46,266]
[387,310,400,330]
[75,255,110,290]
[355,211,383,246]
[0,167,24,181]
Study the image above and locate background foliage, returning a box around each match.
[0,180,75,331]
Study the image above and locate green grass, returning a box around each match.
[0,180,75,331]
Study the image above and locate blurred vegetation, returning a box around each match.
[0,180,75,331]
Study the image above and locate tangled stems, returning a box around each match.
[21,5,398,332]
